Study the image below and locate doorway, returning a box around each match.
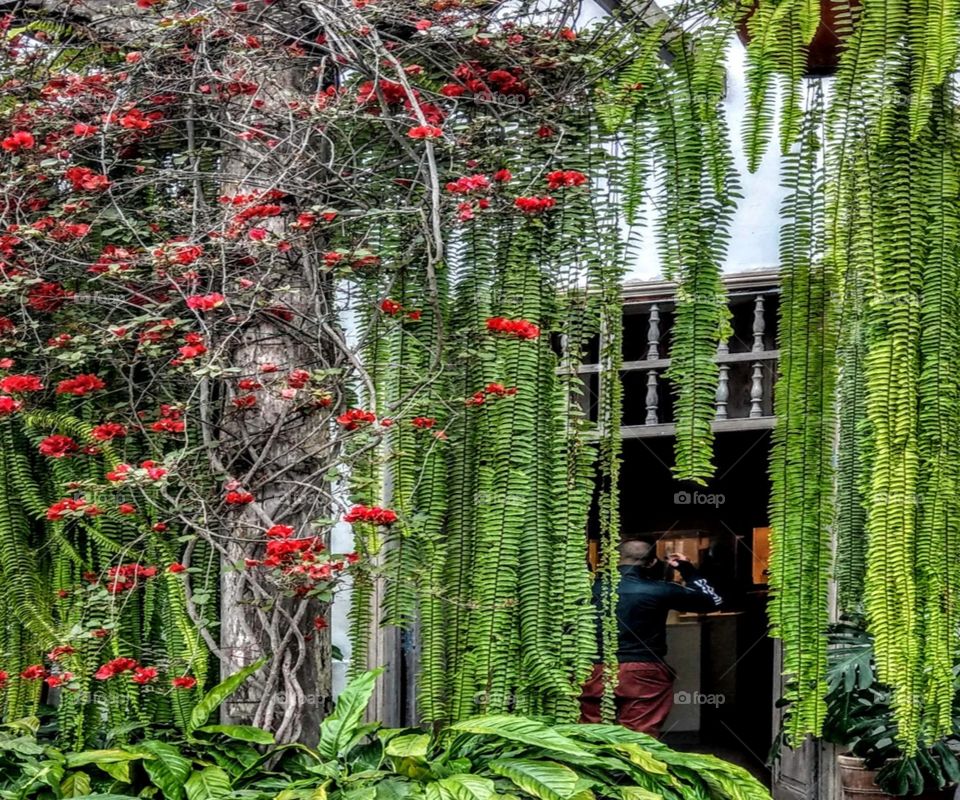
[592,429,776,785]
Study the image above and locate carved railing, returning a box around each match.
[572,269,780,438]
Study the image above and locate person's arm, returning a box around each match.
[663,554,723,612]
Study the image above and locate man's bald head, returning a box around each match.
[619,539,657,567]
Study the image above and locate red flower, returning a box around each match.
[0,671,7,688]
[64,165,110,192]
[168,562,186,574]
[225,490,254,505]
[514,196,556,214]
[28,282,74,312]
[485,316,541,340]
[546,170,588,190]
[232,394,257,409]
[45,673,73,688]
[48,645,76,661]
[493,169,513,183]
[118,503,137,515]
[132,666,158,685]
[407,125,443,140]
[47,498,101,521]
[343,505,398,526]
[266,524,294,538]
[337,408,376,431]
[0,396,23,415]
[56,374,105,396]
[95,657,138,680]
[287,369,311,389]
[91,422,126,441]
[446,174,490,194]
[39,434,78,458]
[172,675,197,690]
[411,416,436,429]
[104,563,159,593]
[73,123,99,137]
[2,131,35,152]
[186,293,225,311]
[20,665,46,680]
[379,298,403,316]
[0,375,43,394]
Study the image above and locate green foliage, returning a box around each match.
[0,671,771,800]
[768,85,837,742]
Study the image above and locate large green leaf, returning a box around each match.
[450,718,593,758]
[608,744,669,776]
[61,770,92,797]
[433,774,496,800]
[65,750,145,768]
[185,766,232,800]
[385,734,431,758]
[188,658,267,732]
[318,668,383,760]
[197,724,275,744]
[487,759,579,800]
[139,740,192,800]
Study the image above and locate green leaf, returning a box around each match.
[608,744,669,776]
[384,734,430,759]
[318,668,383,760]
[450,717,593,758]
[487,759,579,800]
[196,725,275,745]
[99,760,132,783]
[188,658,267,732]
[139,740,192,800]
[434,775,495,800]
[61,770,92,797]
[65,750,145,768]
[185,766,232,800]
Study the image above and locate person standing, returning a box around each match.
[579,539,723,737]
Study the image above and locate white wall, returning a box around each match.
[580,0,786,281]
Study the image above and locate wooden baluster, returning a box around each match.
[647,304,660,360]
[716,364,730,420]
[752,295,766,352]
[750,362,764,418]
[645,370,659,425]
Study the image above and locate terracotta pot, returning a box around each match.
[735,0,860,77]
[837,754,957,800]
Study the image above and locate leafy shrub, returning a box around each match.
[0,670,769,800]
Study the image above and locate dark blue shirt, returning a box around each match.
[593,561,723,663]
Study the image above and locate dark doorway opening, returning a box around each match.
[591,430,775,785]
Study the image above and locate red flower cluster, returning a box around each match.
[514,196,556,214]
[379,298,421,321]
[442,62,529,101]
[225,489,254,505]
[56,373,106,396]
[411,416,436,429]
[1,131,35,152]
[343,505,398,525]
[245,528,352,596]
[90,422,127,441]
[186,292,225,311]
[485,316,541,340]
[466,382,519,406]
[172,675,197,690]
[27,282,74,312]
[104,563,158,594]
[407,125,443,140]
[546,170,588,189]
[445,174,490,194]
[21,665,46,680]
[39,434,78,458]
[0,396,22,415]
[150,405,185,433]
[94,657,139,680]
[0,374,43,393]
[64,165,110,193]
[337,408,377,430]
[47,498,101,521]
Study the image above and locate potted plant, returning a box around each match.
[775,617,960,799]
